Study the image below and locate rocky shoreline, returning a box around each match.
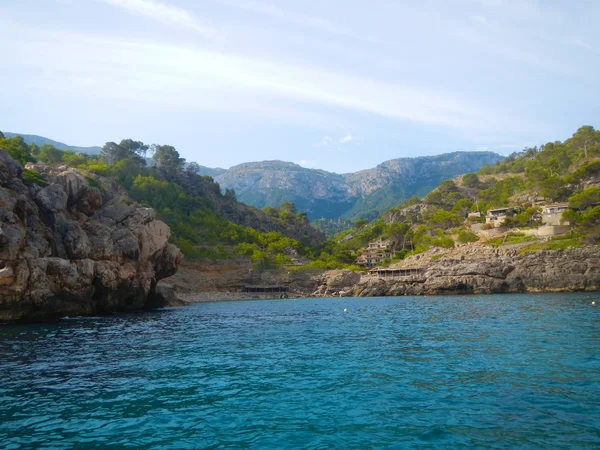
[164,245,600,303]
[0,150,182,322]
[350,245,600,297]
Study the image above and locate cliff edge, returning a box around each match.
[0,150,183,322]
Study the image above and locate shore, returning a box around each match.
[164,245,600,305]
[177,291,300,303]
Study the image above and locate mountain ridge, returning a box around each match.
[4,132,102,155]
[4,131,504,221]
[214,151,504,221]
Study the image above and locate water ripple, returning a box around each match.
[1,293,600,449]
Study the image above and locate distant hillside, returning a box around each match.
[322,125,600,269]
[3,132,101,155]
[214,152,504,221]
[193,164,226,177]
[2,131,503,223]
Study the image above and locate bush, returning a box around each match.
[457,230,479,243]
[519,234,583,253]
[568,187,600,210]
[21,169,48,187]
[485,232,537,247]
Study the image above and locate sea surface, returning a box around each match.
[1,293,600,449]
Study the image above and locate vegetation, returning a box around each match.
[519,233,584,253]
[316,125,600,265]
[484,233,537,247]
[0,133,326,268]
[21,169,48,187]
[2,124,598,271]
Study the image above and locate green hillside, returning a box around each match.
[0,132,326,269]
[320,126,600,266]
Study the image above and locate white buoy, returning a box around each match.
[343,308,348,313]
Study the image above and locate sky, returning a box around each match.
[0,0,599,173]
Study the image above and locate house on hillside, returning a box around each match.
[542,203,570,226]
[485,207,514,228]
[356,239,394,268]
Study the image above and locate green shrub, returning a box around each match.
[485,232,537,247]
[457,230,479,243]
[519,234,583,253]
[21,169,48,187]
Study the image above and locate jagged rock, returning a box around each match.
[212,152,504,221]
[148,283,187,307]
[350,246,600,297]
[0,150,183,322]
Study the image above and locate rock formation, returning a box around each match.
[0,150,183,322]
[352,246,600,297]
[212,152,504,220]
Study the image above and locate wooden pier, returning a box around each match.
[240,285,290,293]
[368,267,423,279]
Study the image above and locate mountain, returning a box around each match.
[214,152,504,221]
[3,132,102,155]
[193,164,227,177]
[3,131,503,222]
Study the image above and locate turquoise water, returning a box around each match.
[1,294,600,449]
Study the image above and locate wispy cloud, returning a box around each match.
[339,135,354,144]
[314,136,332,147]
[217,0,351,36]
[0,17,537,134]
[102,0,219,38]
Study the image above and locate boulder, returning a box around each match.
[0,150,183,322]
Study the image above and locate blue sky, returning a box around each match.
[1,0,599,173]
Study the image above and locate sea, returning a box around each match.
[1,293,599,449]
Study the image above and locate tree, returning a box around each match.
[354,218,369,229]
[186,162,200,173]
[572,125,597,159]
[38,144,64,164]
[152,145,186,172]
[451,198,474,218]
[540,176,572,202]
[0,135,35,164]
[101,142,128,164]
[120,139,149,157]
[385,223,410,248]
[280,202,297,214]
[568,187,600,210]
[224,188,237,202]
[263,206,278,217]
[428,209,461,229]
[457,230,478,243]
[462,173,480,188]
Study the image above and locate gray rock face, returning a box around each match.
[213,152,504,220]
[351,247,600,297]
[0,150,183,322]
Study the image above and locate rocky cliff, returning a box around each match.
[214,152,504,221]
[0,150,183,322]
[352,246,600,297]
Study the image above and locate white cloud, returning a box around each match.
[314,136,332,146]
[102,0,219,38]
[339,135,354,144]
[216,0,351,36]
[0,21,535,134]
